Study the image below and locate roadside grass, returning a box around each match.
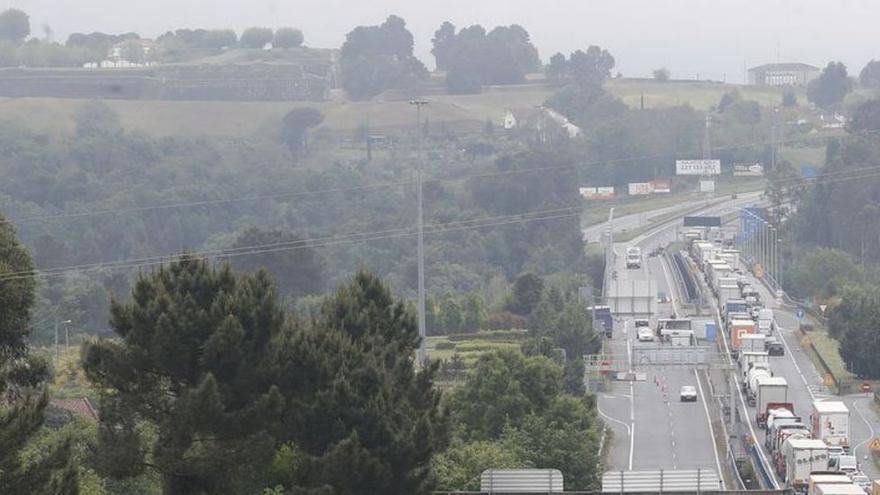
[800,327,856,388]
[604,79,792,111]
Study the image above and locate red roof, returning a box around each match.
[50,398,99,422]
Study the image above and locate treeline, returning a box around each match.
[0,215,603,492]
[0,100,585,343]
[769,98,880,377]
[0,7,306,67]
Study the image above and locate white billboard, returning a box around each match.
[699,180,716,193]
[652,179,672,193]
[628,182,654,196]
[733,163,764,177]
[676,159,721,176]
[596,186,615,199]
[579,187,596,199]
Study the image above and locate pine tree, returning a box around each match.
[273,271,449,494]
[83,255,286,494]
[0,213,78,493]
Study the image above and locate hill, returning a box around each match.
[0,78,790,138]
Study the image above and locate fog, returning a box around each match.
[11,0,880,82]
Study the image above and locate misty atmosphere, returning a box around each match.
[0,1,880,494]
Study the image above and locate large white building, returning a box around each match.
[747,62,820,86]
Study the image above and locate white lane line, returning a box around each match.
[852,398,877,460]
[776,325,815,400]
[597,401,634,471]
[695,368,725,489]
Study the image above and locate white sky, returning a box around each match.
[8,0,880,82]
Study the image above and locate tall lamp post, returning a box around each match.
[410,99,429,366]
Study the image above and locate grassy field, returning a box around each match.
[801,328,856,390]
[0,78,794,138]
[426,330,528,367]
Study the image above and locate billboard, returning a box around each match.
[652,179,672,193]
[699,180,715,193]
[676,159,721,176]
[580,186,614,200]
[733,163,764,177]
[596,186,615,199]
[628,182,654,196]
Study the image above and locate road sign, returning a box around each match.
[797,307,805,322]
[870,438,880,451]
[819,304,828,314]
[863,382,872,393]
[824,374,835,388]
[754,264,764,279]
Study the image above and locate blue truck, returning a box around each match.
[591,306,613,338]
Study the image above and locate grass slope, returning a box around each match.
[0,78,791,138]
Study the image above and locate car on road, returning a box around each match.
[766,339,784,356]
[637,327,654,342]
[657,292,670,303]
[680,385,698,402]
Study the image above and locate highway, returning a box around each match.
[593,194,761,478]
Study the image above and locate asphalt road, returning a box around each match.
[596,199,733,476]
[738,265,880,482]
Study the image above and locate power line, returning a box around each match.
[1,127,863,226]
[0,205,584,282]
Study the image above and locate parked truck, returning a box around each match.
[811,484,867,495]
[740,351,770,379]
[768,418,810,454]
[780,438,830,492]
[723,299,749,323]
[591,306,613,338]
[811,401,850,452]
[755,376,789,427]
[718,281,741,307]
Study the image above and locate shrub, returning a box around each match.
[485,311,527,330]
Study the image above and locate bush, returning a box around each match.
[447,329,528,342]
[485,312,528,330]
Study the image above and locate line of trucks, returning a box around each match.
[687,231,871,494]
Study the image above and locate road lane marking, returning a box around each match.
[851,398,876,462]
[597,401,634,471]
[776,324,816,400]
[695,368,725,489]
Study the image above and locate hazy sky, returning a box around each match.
[9,0,880,82]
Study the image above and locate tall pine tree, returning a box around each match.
[83,255,286,494]
[273,271,449,493]
[0,213,78,493]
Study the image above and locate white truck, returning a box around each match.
[758,308,776,335]
[812,401,850,452]
[740,334,766,354]
[746,365,772,405]
[780,438,830,492]
[718,280,741,307]
[811,484,867,495]
[626,246,642,269]
[755,376,789,427]
[807,474,856,495]
[740,351,770,377]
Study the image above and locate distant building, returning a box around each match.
[748,63,820,86]
[503,107,542,130]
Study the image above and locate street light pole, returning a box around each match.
[410,99,429,366]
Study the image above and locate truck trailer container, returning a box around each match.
[755,376,789,427]
[812,401,850,452]
[780,438,830,492]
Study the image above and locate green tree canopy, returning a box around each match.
[0,213,77,492]
[273,27,304,48]
[83,255,286,494]
[0,8,30,44]
[74,100,122,139]
[281,107,324,154]
[270,271,449,493]
[229,227,324,297]
[507,272,544,316]
[859,60,880,90]
[240,27,273,48]
[450,350,561,440]
[807,62,852,109]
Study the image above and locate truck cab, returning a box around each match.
[626,246,642,269]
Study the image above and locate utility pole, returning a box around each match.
[410,99,429,366]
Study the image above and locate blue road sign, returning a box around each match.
[796,306,805,321]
